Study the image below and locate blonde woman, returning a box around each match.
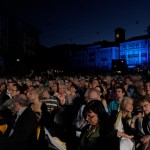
[109,96,135,150]
[28,87,66,149]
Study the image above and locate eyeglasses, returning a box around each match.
[11,89,17,92]
[86,115,96,120]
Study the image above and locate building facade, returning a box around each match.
[0,12,40,74]
[120,37,149,69]
[69,28,150,72]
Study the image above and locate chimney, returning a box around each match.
[115,28,125,43]
[146,25,150,35]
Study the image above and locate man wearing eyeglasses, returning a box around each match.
[0,94,38,150]
[0,83,23,120]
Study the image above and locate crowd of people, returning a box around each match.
[0,70,149,150]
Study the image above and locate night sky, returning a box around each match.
[0,0,150,48]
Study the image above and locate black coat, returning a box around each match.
[0,107,38,150]
[108,111,136,150]
[78,114,111,150]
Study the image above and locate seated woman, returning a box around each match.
[28,87,67,150]
[27,87,51,150]
[109,96,135,150]
[78,100,110,150]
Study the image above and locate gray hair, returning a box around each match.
[13,94,29,106]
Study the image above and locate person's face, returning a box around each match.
[48,81,54,87]
[95,86,101,92]
[0,84,6,91]
[145,83,150,95]
[7,82,14,92]
[123,99,133,113]
[65,80,69,86]
[140,101,150,115]
[28,91,36,103]
[53,84,58,91]
[116,88,124,99]
[86,111,99,126]
[10,86,20,97]
[139,88,146,96]
[88,91,100,101]
[58,86,66,93]
[13,102,19,112]
[26,80,32,87]
[70,86,76,93]
[125,78,131,85]
[124,85,128,91]
[92,80,99,88]
[42,90,49,98]
[111,80,115,85]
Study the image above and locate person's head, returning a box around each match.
[145,81,150,95]
[0,82,6,93]
[65,79,72,88]
[48,80,54,88]
[138,87,146,96]
[115,86,125,100]
[120,96,133,113]
[25,79,32,87]
[83,100,107,126]
[100,81,107,90]
[84,88,91,102]
[88,88,101,102]
[58,83,66,94]
[52,82,59,93]
[13,94,29,112]
[125,77,132,85]
[7,81,14,92]
[91,79,99,88]
[70,83,78,93]
[73,78,80,87]
[10,83,22,97]
[28,87,42,103]
[124,84,129,91]
[95,86,102,93]
[139,95,150,115]
[41,86,51,99]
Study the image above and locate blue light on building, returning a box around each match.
[120,39,149,69]
[68,27,150,72]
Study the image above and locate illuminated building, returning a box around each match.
[120,36,149,69]
[69,27,150,72]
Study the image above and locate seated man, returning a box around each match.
[137,95,150,150]
[131,95,150,150]
[0,94,38,150]
[41,86,60,113]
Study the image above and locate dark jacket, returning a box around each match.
[78,112,111,150]
[108,111,136,150]
[0,106,38,150]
